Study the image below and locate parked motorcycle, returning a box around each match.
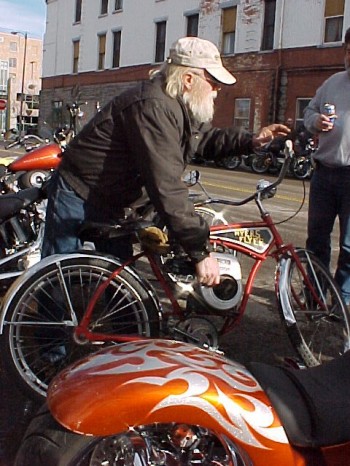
[0,101,84,192]
[15,338,350,465]
[0,186,46,294]
[251,138,314,180]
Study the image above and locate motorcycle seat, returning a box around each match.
[248,351,350,448]
[0,187,41,222]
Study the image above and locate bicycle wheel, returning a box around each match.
[277,249,350,366]
[1,253,160,401]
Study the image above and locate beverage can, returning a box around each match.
[323,103,336,124]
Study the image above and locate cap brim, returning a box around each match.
[206,67,236,85]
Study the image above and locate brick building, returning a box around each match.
[0,29,42,133]
[41,0,348,133]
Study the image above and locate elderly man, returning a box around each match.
[42,36,289,287]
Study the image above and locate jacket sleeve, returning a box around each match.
[123,99,210,262]
[303,84,324,134]
[195,123,254,160]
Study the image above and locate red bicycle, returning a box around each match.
[1,142,349,400]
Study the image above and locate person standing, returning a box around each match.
[304,27,350,304]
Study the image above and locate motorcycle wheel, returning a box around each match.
[218,155,241,170]
[277,249,350,366]
[1,254,160,401]
[15,406,149,466]
[250,154,270,173]
[292,157,312,180]
[18,170,50,189]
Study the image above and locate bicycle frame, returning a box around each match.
[73,143,324,346]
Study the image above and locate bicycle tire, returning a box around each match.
[277,249,350,366]
[1,254,160,401]
[15,406,149,466]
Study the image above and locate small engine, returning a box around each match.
[188,252,243,315]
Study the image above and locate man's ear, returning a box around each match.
[183,72,194,92]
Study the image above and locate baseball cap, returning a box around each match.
[168,37,236,85]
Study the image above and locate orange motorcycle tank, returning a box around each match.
[8,142,62,171]
[48,339,305,466]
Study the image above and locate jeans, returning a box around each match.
[42,171,133,260]
[306,163,350,304]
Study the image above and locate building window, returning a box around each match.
[73,40,80,73]
[296,98,311,131]
[101,0,108,15]
[75,0,82,23]
[9,41,17,52]
[261,0,276,51]
[112,30,121,68]
[222,7,236,55]
[155,21,166,63]
[52,100,64,128]
[186,14,199,37]
[0,61,9,93]
[9,58,17,68]
[98,34,106,70]
[324,0,344,43]
[234,98,251,130]
[115,0,123,10]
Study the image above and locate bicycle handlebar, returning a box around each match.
[195,140,294,208]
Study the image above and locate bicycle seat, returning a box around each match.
[247,351,350,448]
[0,187,42,222]
[78,219,154,242]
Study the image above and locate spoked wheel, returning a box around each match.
[291,156,313,180]
[1,254,160,401]
[277,249,350,366]
[250,154,271,173]
[15,407,248,466]
[218,155,241,170]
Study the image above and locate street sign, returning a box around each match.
[0,99,6,111]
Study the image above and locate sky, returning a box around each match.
[0,0,47,38]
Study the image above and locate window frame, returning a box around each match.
[75,0,82,23]
[114,0,123,11]
[186,13,199,37]
[154,20,167,63]
[296,98,312,131]
[98,33,107,70]
[233,98,251,130]
[72,39,80,74]
[324,0,344,43]
[222,6,236,55]
[100,0,108,15]
[261,0,276,51]
[112,30,121,68]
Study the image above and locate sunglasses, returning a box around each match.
[191,72,222,90]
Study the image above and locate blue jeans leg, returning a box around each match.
[41,171,85,258]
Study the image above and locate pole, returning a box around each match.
[19,32,28,135]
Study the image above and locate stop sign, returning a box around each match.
[0,99,6,111]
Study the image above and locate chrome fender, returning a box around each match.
[0,251,162,334]
[48,339,289,450]
[276,252,305,326]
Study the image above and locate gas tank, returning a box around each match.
[8,142,62,172]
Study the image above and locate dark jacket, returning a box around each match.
[59,77,253,261]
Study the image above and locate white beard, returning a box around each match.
[183,79,217,123]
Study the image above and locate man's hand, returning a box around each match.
[314,113,336,132]
[253,124,290,148]
[195,254,221,287]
